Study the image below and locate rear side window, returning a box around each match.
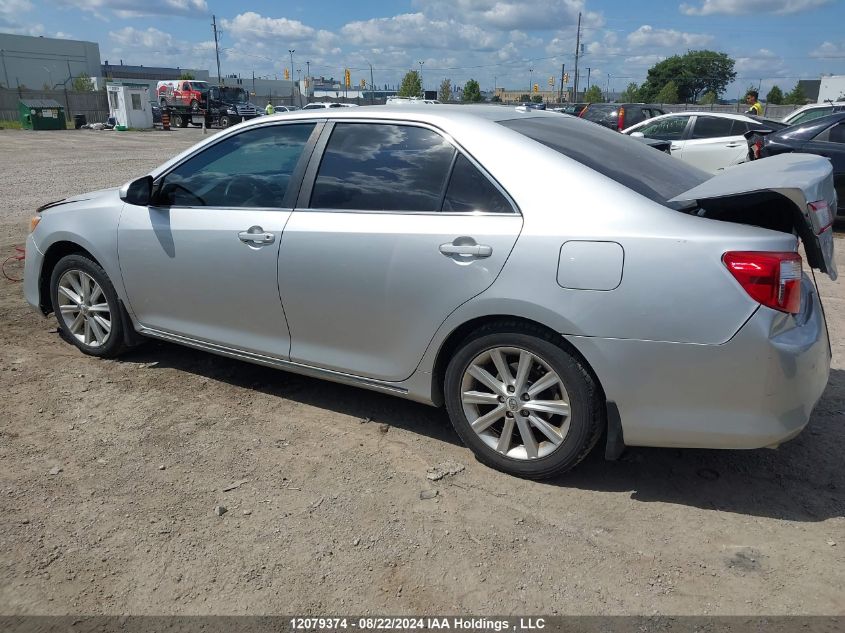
[691,116,735,139]
[443,154,512,213]
[500,116,708,208]
[790,107,833,125]
[311,123,456,211]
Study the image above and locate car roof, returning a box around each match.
[234,104,551,128]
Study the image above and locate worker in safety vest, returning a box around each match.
[745,90,763,116]
[265,101,275,115]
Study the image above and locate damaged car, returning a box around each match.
[24,106,836,478]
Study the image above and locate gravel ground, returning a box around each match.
[0,128,843,616]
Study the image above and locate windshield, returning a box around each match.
[499,116,709,208]
[219,88,249,103]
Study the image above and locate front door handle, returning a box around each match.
[670,144,682,151]
[439,242,493,258]
[238,226,275,245]
[726,142,744,148]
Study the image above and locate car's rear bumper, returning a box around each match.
[568,275,831,449]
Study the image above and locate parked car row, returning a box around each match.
[24,104,837,479]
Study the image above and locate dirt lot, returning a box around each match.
[0,128,843,616]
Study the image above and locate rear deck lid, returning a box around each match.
[670,153,837,280]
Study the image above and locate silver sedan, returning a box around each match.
[24,105,837,478]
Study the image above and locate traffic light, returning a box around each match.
[533,83,539,93]
[563,73,570,83]
[548,76,555,86]
[360,78,366,89]
[284,68,290,81]
[344,68,351,88]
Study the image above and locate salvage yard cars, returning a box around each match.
[24,105,837,478]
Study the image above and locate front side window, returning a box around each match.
[156,123,315,208]
[636,116,689,140]
[310,123,456,211]
[691,116,735,139]
[818,122,845,144]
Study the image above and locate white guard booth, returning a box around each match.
[106,82,153,129]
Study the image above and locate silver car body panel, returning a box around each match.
[24,105,834,450]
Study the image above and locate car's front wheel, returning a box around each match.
[444,325,603,479]
[50,254,126,358]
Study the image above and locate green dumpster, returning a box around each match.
[18,99,67,130]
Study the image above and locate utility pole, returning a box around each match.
[306,60,311,104]
[212,15,222,85]
[559,64,565,103]
[418,60,424,97]
[369,63,374,104]
[252,70,255,97]
[586,67,591,91]
[529,66,533,94]
[288,49,295,106]
[573,11,582,100]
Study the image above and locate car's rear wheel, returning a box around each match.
[444,325,603,479]
[50,254,126,358]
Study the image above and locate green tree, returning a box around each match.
[619,82,639,102]
[72,72,95,91]
[461,79,482,102]
[438,78,452,103]
[179,72,195,80]
[518,94,531,102]
[398,70,422,98]
[699,90,718,105]
[583,84,603,103]
[655,80,679,104]
[531,94,543,103]
[783,82,807,105]
[640,50,736,102]
[766,85,784,105]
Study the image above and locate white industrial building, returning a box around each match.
[0,33,101,90]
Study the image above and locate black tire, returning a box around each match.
[190,99,199,111]
[173,113,188,128]
[160,97,167,108]
[219,115,231,128]
[444,323,604,479]
[50,254,126,358]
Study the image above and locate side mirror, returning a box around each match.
[630,131,645,138]
[120,175,153,206]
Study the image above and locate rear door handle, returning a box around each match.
[238,226,275,245]
[439,243,493,257]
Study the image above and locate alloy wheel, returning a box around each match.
[56,269,112,348]
[460,346,572,459]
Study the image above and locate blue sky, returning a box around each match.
[1,0,843,96]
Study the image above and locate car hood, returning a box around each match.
[36,187,120,213]
[670,153,837,279]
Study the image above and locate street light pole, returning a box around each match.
[529,67,533,95]
[418,60,424,97]
[306,60,310,104]
[288,49,295,106]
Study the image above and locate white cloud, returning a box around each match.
[107,27,215,69]
[222,12,319,42]
[56,0,207,18]
[810,41,845,58]
[414,0,602,31]
[627,25,713,48]
[735,48,784,73]
[680,0,831,15]
[341,13,499,51]
[0,0,41,35]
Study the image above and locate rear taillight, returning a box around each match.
[723,251,802,314]
[579,105,588,118]
[617,106,625,131]
[752,138,763,159]
[808,200,833,235]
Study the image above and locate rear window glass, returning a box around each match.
[581,105,617,124]
[500,116,708,208]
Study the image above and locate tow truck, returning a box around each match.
[157,82,260,128]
